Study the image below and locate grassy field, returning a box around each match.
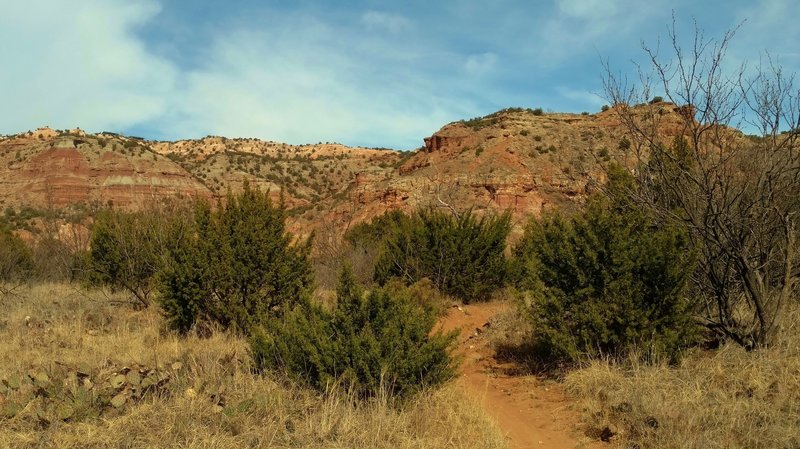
[4,283,798,448]
[565,311,800,449]
[0,284,505,449]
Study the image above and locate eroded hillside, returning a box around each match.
[0,129,211,211]
[0,104,696,235]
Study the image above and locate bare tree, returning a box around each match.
[33,182,91,282]
[603,17,800,348]
[89,198,194,308]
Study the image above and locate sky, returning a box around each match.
[1,0,798,149]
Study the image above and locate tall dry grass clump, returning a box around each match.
[565,307,800,448]
[0,284,505,449]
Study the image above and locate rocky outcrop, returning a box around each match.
[384,108,623,224]
[0,135,211,209]
[422,125,472,153]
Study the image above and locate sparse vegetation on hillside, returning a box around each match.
[459,107,539,130]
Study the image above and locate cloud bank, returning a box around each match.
[1,0,798,148]
[0,0,176,134]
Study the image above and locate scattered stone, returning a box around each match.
[600,425,617,442]
[644,416,659,429]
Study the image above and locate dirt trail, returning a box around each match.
[439,301,601,449]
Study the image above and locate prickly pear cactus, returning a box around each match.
[0,361,177,425]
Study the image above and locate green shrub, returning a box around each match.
[512,165,696,363]
[345,212,412,251]
[251,267,456,400]
[0,227,33,290]
[601,105,610,112]
[532,108,544,116]
[159,182,313,334]
[650,96,664,104]
[373,208,511,303]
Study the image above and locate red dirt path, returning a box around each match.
[438,301,602,449]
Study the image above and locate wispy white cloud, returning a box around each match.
[555,86,606,107]
[361,11,412,34]
[464,53,498,76]
[0,0,177,134]
[732,0,800,63]
[533,0,670,66]
[3,0,797,148]
[166,19,475,148]
[556,0,622,19]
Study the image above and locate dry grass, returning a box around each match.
[0,284,505,449]
[482,294,548,376]
[565,309,800,448]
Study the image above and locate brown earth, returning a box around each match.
[439,301,602,449]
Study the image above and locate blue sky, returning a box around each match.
[1,0,798,149]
